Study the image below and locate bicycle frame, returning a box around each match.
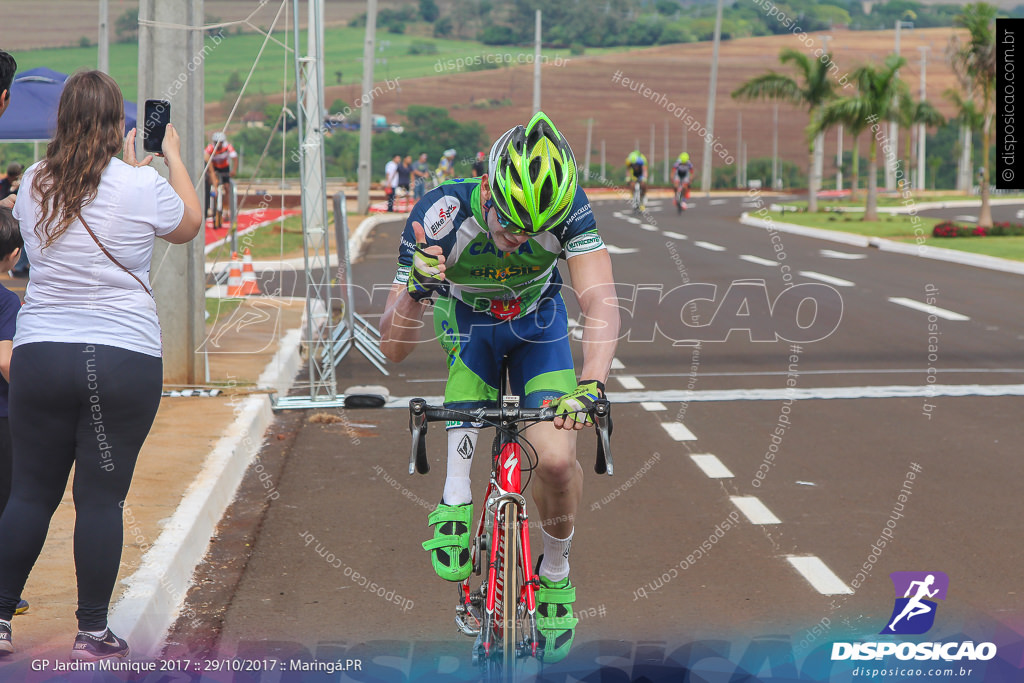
[408,397,612,678]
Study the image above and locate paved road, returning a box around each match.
[176,193,1024,680]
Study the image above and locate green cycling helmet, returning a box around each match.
[679,152,689,163]
[488,111,578,234]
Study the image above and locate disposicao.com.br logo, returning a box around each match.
[832,571,998,662]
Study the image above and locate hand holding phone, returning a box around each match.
[143,99,170,154]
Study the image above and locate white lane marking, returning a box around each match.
[799,271,855,287]
[796,480,816,486]
[571,328,584,340]
[640,224,659,232]
[663,231,688,240]
[567,318,579,328]
[606,245,640,254]
[690,454,734,479]
[730,496,781,524]
[612,212,625,219]
[616,375,645,390]
[820,249,867,260]
[709,199,728,206]
[661,422,697,441]
[383,383,1024,407]
[611,357,625,370]
[625,217,642,224]
[740,254,779,267]
[888,297,970,321]
[787,556,854,595]
[694,241,726,252]
[641,401,667,411]
[1017,209,1024,219]
[953,214,978,222]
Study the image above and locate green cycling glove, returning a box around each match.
[554,380,605,425]
[407,246,445,301]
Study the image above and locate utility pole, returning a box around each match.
[98,0,109,73]
[532,10,541,114]
[138,0,205,385]
[917,45,929,191]
[700,0,724,195]
[356,0,378,213]
[816,35,832,197]
[584,118,593,182]
[836,124,843,192]
[663,120,669,184]
[772,102,779,189]
[736,111,742,188]
[889,20,913,190]
[649,123,655,182]
[600,139,605,182]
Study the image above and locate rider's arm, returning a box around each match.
[380,283,430,363]
[567,248,619,386]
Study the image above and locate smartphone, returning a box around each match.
[143,99,170,154]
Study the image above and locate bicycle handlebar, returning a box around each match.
[407,398,613,477]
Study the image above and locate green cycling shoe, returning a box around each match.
[422,502,473,582]
[536,575,578,663]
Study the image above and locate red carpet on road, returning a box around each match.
[205,208,301,246]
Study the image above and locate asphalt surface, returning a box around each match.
[177,194,1024,681]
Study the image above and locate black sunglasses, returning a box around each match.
[485,199,530,235]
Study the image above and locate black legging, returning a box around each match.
[0,342,161,630]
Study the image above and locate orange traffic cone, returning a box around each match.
[226,252,244,297]
[238,247,261,296]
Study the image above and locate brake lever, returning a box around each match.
[408,399,429,475]
[592,399,613,476]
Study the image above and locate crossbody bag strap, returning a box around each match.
[77,213,154,298]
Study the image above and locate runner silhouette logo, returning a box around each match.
[881,571,949,635]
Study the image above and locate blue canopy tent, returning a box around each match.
[0,67,137,144]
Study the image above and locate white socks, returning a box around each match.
[441,427,479,506]
[540,527,573,582]
[81,629,107,638]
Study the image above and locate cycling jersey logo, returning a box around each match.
[566,232,604,254]
[468,240,534,257]
[469,264,542,280]
[489,297,522,320]
[881,571,949,635]
[423,196,461,240]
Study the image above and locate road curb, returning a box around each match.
[108,323,304,658]
[739,212,1024,276]
[350,213,406,263]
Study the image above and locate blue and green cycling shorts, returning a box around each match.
[432,294,577,425]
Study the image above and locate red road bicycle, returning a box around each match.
[408,388,612,678]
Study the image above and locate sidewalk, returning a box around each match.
[0,270,307,664]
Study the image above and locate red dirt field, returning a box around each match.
[321,26,964,183]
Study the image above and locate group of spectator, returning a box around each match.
[0,51,204,662]
[382,149,486,212]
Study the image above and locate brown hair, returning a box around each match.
[33,70,123,248]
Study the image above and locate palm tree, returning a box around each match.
[820,55,907,221]
[817,98,869,201]
[944,88,984,192]
[897,94,945,190]
[732,48,838,212]
[949,2,997,227]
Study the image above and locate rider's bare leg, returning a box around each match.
[523,421,581,576]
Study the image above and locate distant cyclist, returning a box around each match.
[625,150,647,211]
[204,131,238,224]
[672,152,694,210]
[471,151,486,178]
[436,148,457,185]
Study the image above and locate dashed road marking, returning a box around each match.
[641,401,667,411]
[953,214,978,222]
[606,245,640,254]
[820,249,867,260]
[660,422,697,441]
[709,199,728,206]
[740,255,779,267]
[730,496,782,524]
[786,555,854,595]
[694,241,726,252]
[663,231,687,240]
[888,297,970,321]
[799,271,855,287]
[616,375,645,390]
[640,224,659,232]
[611,357,625,370]
[690,454,734,479]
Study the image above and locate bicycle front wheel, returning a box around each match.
[500,502,520,677]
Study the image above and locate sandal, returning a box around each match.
[421,503,472,582]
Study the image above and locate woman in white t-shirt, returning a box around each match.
[0,70,201,661]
